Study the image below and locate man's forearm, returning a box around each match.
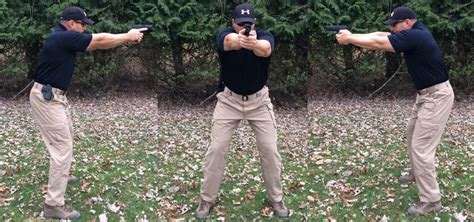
[224,33,242,51]
[352,32,391,38]
[348,32,393,52]
[90,33,132,50]
[252,40,271,57]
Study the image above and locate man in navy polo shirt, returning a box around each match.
[335,6,454,215]
[30,6,146,220]
[195,3,289,219]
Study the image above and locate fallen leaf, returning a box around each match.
[454,212,467,222]
[261,207,272,217]
[169,204,178,212]
[342,171,352,177]
[81,180,91,192]
[107,203,120,213]
[99,213,107,222]
[168,186,180,193]
[245,193,255,201]
[299,202,308,209]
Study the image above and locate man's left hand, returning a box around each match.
[336,30,352,45]
[238,29,258,50]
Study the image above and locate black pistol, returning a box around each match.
[132,24,153,32]
[244,23,252,36]
[325,25,348,32]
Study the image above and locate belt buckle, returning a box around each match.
[242,95,248,101]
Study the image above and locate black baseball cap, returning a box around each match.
[60,6,95,25]
[383,6,416,25]
[233,3,256,24]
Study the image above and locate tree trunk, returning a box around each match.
[171,37,185,88]
[295,34,310,97]
[385,52,402,78]
[343,45,354,71]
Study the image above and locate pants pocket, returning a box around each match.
[43,123,72,146]
[418,100,436,119]
[417,121,439,141]
[217,91,231,100]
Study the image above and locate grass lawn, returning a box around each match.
[0,95,472,221]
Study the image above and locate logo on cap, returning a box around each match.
[241,9,250,15]
[390,12,394,17]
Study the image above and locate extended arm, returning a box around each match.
[86,28,146,51]
[337,30,395,52]
[223,30,272,57]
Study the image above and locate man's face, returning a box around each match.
[70,20,87,33]
[232,19,255,32]
[390,19,411,33]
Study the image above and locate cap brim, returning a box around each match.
[234,17,255,24]
[82,18,95,25]
[383,19,397,25]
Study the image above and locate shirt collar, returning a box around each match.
[54,23,68,32]
[411,21,427,31]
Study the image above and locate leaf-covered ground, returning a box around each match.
[307,97,472,221]
[0,94,472,221]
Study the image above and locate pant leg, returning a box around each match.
[30,88,73,206]
[411,85,454,202]
[246,91,283,203]
[200,93,241,203]
[64,99,75,173]
[65,98,74,141]
[406,102,418,175]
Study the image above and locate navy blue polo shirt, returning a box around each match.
[388,21,449,90]
[34,24,92,91]
[217,28,274,95]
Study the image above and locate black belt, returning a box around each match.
[224,87,266,101]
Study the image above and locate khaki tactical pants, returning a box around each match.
[30,83,74,206]
[406,80,454,202]
[200,86,284,203]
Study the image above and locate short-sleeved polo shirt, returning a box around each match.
[217,28,275,95]
[34,24,92,91]
[388,21,449,90]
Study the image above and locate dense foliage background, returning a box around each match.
[0,0,472,102]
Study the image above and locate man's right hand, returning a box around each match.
[238,29,257,50]
[87,28,147,51]
[128,28,147,42]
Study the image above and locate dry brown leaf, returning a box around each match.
[261,207,272,217]
[169,204,179,212]
[81,180,91,192]
[245,193,255,201]
[315,159,325,165]
[189,180,196,189]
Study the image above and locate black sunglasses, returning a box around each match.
[237,22,253,27]
[391,19,406,27]
[74,20,86,26]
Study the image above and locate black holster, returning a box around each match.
[217,80,225,93]
[41,84,53,101]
